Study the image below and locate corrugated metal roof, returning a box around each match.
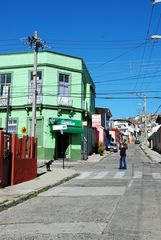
[148,124,161,138]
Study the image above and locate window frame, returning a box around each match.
[28,70,43,104]
[0,73,12,97]
[7,118,18,134]
[58,72,71,97]
[0,72,12,106]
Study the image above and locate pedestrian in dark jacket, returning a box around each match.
[119,140,128,169]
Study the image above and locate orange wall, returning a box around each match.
[110,128,122,143]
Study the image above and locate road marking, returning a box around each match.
[113,171,125,179]
[76,172,92,179]
[74,170,161,180]
[127,179,134,190]
[133,171,143,179]
[93,171,109,179]
[40,186,126,196]
[152,173,161,179]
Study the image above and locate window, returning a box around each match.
[0,73,11,106]
[28,71,42,104]
[0,73,11,96]
[58,73,72,106]
[58,73,70,96]
[8,119,17,133]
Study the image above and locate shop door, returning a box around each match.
[56,132,70,159]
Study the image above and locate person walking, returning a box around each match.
[119,140,128,169]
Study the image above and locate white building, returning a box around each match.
[113,119,136,143]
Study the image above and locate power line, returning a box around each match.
[133,4,155,91]
[5,93,161,99]
[92,42,147,70]
[139,12,161,91]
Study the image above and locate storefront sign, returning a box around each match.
[49,118,82,133]
[53,125,67,130]
[92,114,101,127]
[55,118,82,127]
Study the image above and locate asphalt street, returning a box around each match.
[0,144,161,239]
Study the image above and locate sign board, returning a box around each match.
[52,125,67,131]
[55,118,82,127]
[92,114,101,127]
[83,121,87,126]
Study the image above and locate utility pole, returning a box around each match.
[144,95,148,145]
[31,31,38,138]
[135,93,148,145]
[5,85,10,134]
[26,31,46,137]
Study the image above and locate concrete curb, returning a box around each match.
[38,152,110,167]
[140,145,153,161]
[0,172,79,213]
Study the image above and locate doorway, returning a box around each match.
[55,132,70,159]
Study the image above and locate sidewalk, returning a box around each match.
[140,144,161,163]
[0,152,106,212]
[44,151,109,167]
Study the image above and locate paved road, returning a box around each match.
[0,144,161,239]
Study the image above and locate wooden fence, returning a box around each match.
[0,131,37,187]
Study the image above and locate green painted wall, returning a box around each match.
[0,51,95,161]
[71,134,82,160]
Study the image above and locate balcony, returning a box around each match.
[28,95,42,104]
[58,96,73,107]
[0,97,7,106]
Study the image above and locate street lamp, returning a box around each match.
[151,35,161,40]
[152,0,161,4]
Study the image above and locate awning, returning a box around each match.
[64,127,84,134]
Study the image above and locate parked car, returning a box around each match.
[135,139,140,144]
[107,142,118,152]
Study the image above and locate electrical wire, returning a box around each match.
[139,13,161,91]
[91,41,147,70]
[133,4,155,91]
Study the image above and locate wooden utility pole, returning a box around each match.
[144,95,148,145]
[31,31,38,137]
[26,31,46,137]
[5,85,10,133]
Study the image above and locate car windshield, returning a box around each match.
[110,143,117,146]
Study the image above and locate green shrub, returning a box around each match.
[98,141,104,155]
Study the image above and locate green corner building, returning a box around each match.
[0,51,95,161]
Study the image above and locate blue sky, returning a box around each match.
[1,0,161,118]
